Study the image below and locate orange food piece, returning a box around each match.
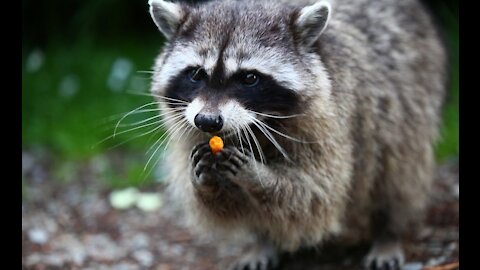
[209,136,224,154]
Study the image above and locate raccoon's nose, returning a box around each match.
[194,114,223,133]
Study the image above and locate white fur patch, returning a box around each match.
[185,98,205,126]
[219,100,255,131]
[224,57,239,75]
[237,51,304,91]
[156,46,203,90]
[203,52,219,74]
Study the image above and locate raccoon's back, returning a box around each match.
[317,0,447,144]
[312,0,447,242]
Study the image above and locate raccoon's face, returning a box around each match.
[148,0,332,138]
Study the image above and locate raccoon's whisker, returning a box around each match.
[97,110,155,127]
[245,124,265,165]
[105,123,165,150]
[114,117,169,136]
[150,118,189,164]
[148,123,196,181]
[98,107,185,130]
[94,121,164,149]
[145,119,190,177]
[145,130,170,158]
[115,114,163,128]
[235,126,246,156]
[254,118,310,143]
[150,94,189,104]
[250,117,291,162]
[183,125,196,144]
[127,91,189,104]
[113,101,169,137]
[241,126,254,161]
[249,111,306,119]
[102,107,184,124]
[144,118,187,171]
[150,115,187,154]
[145,124,165,147]
[165,118,191,150]
[155,101,189,107]
[174,118,190,136]
[136,70,155,74]
[240,125,265,188]
[142,114,185,157]
[115,107,185,128]
[145,114,185,155]
[96,117,170,148]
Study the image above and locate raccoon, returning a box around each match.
[147,0,447,269]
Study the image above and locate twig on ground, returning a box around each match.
[423,261,459,270]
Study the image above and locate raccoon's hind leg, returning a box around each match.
[364,145,434,270]
[363,210,405,270]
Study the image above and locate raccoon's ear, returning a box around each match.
[294,1,331,47]
[148,0,185,40]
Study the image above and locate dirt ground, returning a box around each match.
[22,151,459,270]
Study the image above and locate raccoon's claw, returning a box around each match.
[190,142,210,164]
[363,240,404,270]
[230,243,279,270]
[216,147,250,176]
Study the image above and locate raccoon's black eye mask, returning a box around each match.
[186,66,261,88]
[165,66,301,115]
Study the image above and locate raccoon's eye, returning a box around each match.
[242,73,260,87]
[187,67,207,83]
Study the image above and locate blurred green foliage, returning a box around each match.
[22,39,163,158]
[22,0,458,189]
[428,1,459,161]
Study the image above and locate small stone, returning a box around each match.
[132,249,154,267]
[28,228,49,245]
[157,264,172,270]
[136,192,162,212]
[48,253,68,266]
[126,233,150,250]
[170,244,184,256]
[109,188,139,210]
[403,262,423,270]
[85,234,126,261]
[446,242,458,251]
[25,253,43,266]
[51,234,86,265]
[426,256,447,267]
[110,262,140,270]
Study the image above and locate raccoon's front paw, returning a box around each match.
[190,143,249,190]
[215,145,250,176]
[190,143,217,189]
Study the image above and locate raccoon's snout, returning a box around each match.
[194,113,224,133]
